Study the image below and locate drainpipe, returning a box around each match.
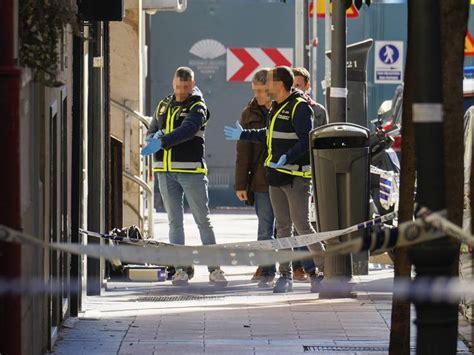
[0,0,22,354]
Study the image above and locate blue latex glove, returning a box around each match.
[223,121,243,141]
[146,130,164,142]
[269,154,287,168]
[141,137,162,156]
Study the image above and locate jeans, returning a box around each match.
[157,172,218,272]
[269,177,324,278]
[254,192,276,277]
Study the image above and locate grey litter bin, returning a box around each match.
[310,123,371,277]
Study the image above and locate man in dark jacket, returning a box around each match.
[143,67,227,287]
[292,67,328,128]
[224,66,325,294]
[234,68,276,288]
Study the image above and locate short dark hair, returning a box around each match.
[271,66,294,91]
[174,66,194,81]
[292,67,310,84]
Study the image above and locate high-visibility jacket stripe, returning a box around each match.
[154,161,203,169]
[277,164,311,171]
[265,102,290,167]
[272,131,299,140]
[265,97,311,178]
[159,106,181,172]
[291,98,305,119]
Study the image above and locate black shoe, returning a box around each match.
[273,276,293,293]
[186,266,195,280]
[166,266,176,280]
[310,273,324,293]
[258,275,275,288]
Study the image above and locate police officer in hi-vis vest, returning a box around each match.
[224,66,324,294]
[142,67,227,287]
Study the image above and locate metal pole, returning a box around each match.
[70,28,83,317]
[87,21,105,296]
[303,0,310,69]
[0,0,22,353]
[409,0,459,353]
[295,0,305,67]
[324,0,331,107]
[311,0,318,100]
[319,0,353,299]
[329,0,346,124]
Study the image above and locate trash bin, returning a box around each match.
[310,122,371,276]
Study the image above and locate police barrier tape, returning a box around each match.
[1,211,396,268]
[105,208,468,258]
[370,165,399,177]
[0,276,473,303]
[0,224,311,267]
[80,211,398,251]
[1,209,473,268]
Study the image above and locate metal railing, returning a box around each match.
[111,99,154,238]
[111,99,151,128]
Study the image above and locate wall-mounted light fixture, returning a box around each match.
[142,0,188,15]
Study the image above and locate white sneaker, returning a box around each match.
[209,269,228,286]
[172,269,189,286]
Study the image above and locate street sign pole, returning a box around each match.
[318,0,354,299]
[324,0,331,107]
[295,0,305,67]
[311,0,318,100]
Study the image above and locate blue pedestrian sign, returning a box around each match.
[374,41,404,84]
[379,44,399,65]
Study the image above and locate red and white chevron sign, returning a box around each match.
[226,48,294,82]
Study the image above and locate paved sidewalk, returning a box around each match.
[51,211,472,354]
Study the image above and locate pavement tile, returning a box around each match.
[299,335,349,340]
[204,343,257,348]
[205,339,268,345]
[251,334,299,339]
[204,334,253,339]
[295,324,342,329]
[264,335,301,340]
[254,351,305,354]
[51,345,121,353]
[203,352,253,355]
[157,332,204,337]
[255,345,304,354]
[153,345,205,352]
[347,336,390,341]
[157,329,204,333]
[299,332,347,337]
[52,351,106,355]
[344,330,389,335]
